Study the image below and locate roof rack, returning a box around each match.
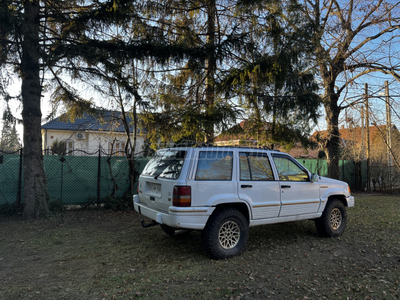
[189,144,281,152]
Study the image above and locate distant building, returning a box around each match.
[312,124,399,162]
[41,110,146,156]
[215,120,319,158]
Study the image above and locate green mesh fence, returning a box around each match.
[0,148,373,209]
[0,149,150,207]
[44,153,150,205]
[0,151,22,207]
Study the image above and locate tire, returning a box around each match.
[315,198,347,237]
[201,207,249,259]
[160,224,191,237]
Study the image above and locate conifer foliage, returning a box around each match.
[0,0,322,218]
[140,0,320,147]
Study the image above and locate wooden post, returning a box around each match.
[385,81,392,189]
[365,84,370,192]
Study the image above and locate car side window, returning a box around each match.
[239,152,274,181]
[195,151,233,181]
[272,155,309,182]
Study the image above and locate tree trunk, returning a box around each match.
[323,94,341,179]
[21,0,49,219]
[127,108,137,196]
[121,93,138,196]
[205,0,216,144]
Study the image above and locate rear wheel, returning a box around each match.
[201,207,249,259]
[315,198,347,237]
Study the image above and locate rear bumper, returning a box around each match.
[133,195,214,230]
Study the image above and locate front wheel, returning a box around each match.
[315,198,347,237]
[201,207,249,259]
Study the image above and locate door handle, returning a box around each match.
[241,185,253,188]
[281,185,291,188]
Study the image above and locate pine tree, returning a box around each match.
[1,0,162,218]
[221,0,320,148]
[136,0,320,148]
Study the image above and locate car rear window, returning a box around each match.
[142,150,186,180]
[195,151,233,181]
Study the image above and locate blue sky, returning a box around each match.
[1,72,400,146]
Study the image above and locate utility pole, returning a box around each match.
[360,105,365,159]
[365,83,370,192]
[385,81,392,190]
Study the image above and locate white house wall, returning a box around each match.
[41,129,145,156]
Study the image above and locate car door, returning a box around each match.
[238,152,281,219]
[271,154,320,217]
[190,149,237,206]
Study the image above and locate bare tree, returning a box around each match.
[302,0,400,178]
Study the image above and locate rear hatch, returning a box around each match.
[138,149,189,213]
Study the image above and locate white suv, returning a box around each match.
[133,146,355,259]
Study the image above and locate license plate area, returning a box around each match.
[146,182,161,197]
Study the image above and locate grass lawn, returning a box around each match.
[0,194,399,299]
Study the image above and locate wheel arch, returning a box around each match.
[327,194,348,207]
[214,202,250,223]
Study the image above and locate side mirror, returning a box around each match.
[311,173,319,183]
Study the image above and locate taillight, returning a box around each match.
[173,186,191,207]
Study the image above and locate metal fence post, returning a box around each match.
[97,147,101,207]
[60,156,66,202]
[16,148,23,209]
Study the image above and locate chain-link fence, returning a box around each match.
[0,148,150,208]
[0,149,22,209]
[1,147,397,211]
[370,165,400,192]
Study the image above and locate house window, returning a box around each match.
[109,141,125,156]
[66,140,74,155]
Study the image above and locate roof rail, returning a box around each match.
[191,144,281,152]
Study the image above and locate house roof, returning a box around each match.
[42,110,135,133]
[312,124,397,144]
[215,120,320,158]
[215,120,270,143]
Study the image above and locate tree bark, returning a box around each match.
[205,0,216,144]
[323,97,341,179]
[21,0,49,219]
[127,101,137,196]
[120,91,138,197]
[317,51,342,180]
